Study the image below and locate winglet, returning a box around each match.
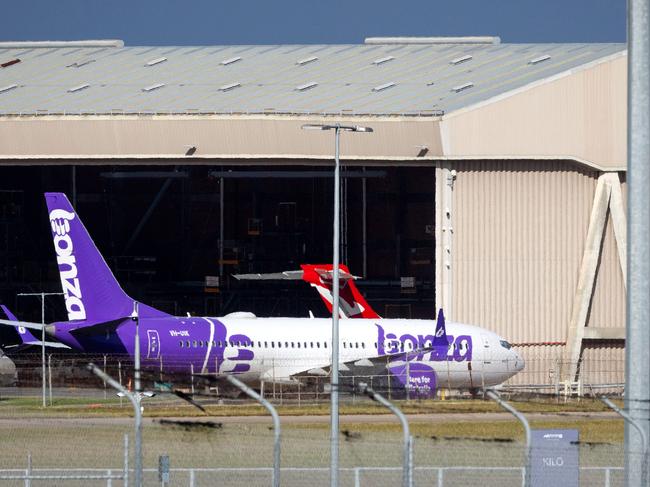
[432,309,447,346]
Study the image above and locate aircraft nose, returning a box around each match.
[513,352,525,372]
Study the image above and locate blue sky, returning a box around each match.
[5,0,626,45]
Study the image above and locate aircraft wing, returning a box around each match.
[5,340,70,350]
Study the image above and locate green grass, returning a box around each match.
[0,394,623,418]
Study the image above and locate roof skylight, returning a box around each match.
[142,83,165,92]
[297,56,318,66]
[295,82,318,91]
[67,59,95,68]
[373,55,395,65]
[452,82,474,93]
[373,81,396,92]
[450,55,473,65]
[0,84,17,93]
[529,54,551,65]
[296,56,318,66]
[221,56,242,66]
[146,57,167,67]
[219,82,241,91]
[68,83,90,93]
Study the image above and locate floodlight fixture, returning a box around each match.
[301,123,373,133]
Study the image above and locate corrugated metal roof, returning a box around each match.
[0,42,624,116]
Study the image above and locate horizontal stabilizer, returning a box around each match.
[0,319,44,331]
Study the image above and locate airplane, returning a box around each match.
[0,192,524,396]
[234,264,380,319]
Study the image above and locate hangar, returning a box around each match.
[0,37,626,387]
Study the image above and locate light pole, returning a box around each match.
[301,123,373,487]
[16,292,63,407]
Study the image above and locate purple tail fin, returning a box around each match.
[44,193,169,322]
[1,305,39,343]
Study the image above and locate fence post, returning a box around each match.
[357,382,411,487]
[485,390,530,487]
[87,363,142,487]
[103,354,108,400]
[118,361,124,407]
[226,375,281,487]
[107,469,112,487]
[438,467,444,487]
[190,363,195,395]
[25,451,31,487]
[600,396,648,484]
[354,467,361,487]
[124,433,129,487]
[47,354,53,406]
[189,469,195,487]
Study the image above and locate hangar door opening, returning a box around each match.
[0,164,435,323]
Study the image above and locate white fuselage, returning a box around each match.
[152,316,524,390]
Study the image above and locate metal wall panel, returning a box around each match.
[451,160,620,342]
[450,160,626,386]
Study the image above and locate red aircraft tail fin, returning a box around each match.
[300,264,380,319]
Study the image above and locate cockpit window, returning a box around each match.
[499,340,512,350]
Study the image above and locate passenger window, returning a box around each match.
[324,342,327,348]
[186,340,190,348]
[362,343,366,349]
[304,342,307,348]
[278,342,282,348]
[297,342,301,348]
[374,342,377,349]
[291,342,294,348]
[316,342,320,348]
[179,340,183,347]
[310,342,314,348]
[355,342,359,349]
[193,340,198,348]
[343,343,347,349]
[285,341,289,348]
[271,341,275,348]
[265,341,268,348]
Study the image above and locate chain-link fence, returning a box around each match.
[0,353,629,486]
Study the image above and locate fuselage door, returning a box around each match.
[147,330,161,359]
[480,334,492,363]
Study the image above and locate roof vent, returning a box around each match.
[68,83,90,93]
[0,40,124,48]
[450,54,473,65]
[142,83,165,92]
[67,59,95,68]
[221,56,242,66]
[297,56,318,66]
[373,55,395,65]
[365,36,501,45]
[295,82,318,91]
[219,82,241,91]
[452,82,474,93]
[529,54,551,65]
[373,81,396,92]
[146,57,167,67]
[0,84,17,94]
[1,59,20,68]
